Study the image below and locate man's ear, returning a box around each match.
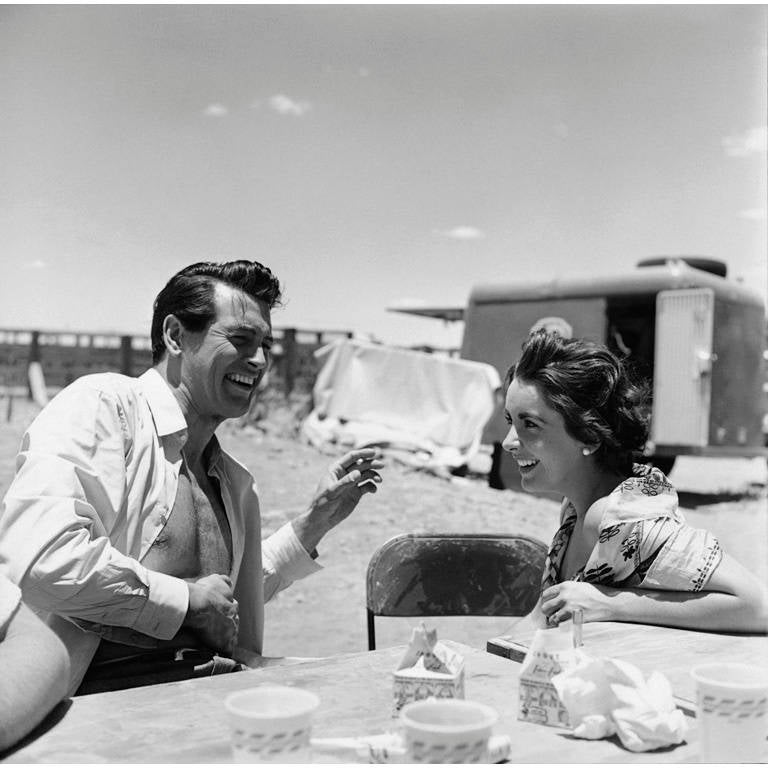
[162,315,184,358]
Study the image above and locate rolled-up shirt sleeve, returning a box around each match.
[262,522,322,603]
[0,381,187,640]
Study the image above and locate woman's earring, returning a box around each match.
[582,447,591,456]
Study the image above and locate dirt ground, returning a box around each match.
[1,397,765,660]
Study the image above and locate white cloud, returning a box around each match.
[553,122,569,139]
[433,226,486,240]
[203,103,229,118]
[23,259,46,269]
[722,126,767,157]
[269,94,312,117]
[738,207,767,221]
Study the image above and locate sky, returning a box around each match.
[0,4,766,349]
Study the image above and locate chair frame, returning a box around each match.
[365,532,547,650]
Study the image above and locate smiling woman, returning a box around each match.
[503,330,768,634]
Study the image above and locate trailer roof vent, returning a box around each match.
[636,256,727,278]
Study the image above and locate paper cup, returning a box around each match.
[224,685,320,763]
[400,698,498,763]
[691,662,768,763]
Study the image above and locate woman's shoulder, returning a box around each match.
[597,464,682,527]
[620,463,676,495]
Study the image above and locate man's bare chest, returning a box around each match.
[141,465,233,579]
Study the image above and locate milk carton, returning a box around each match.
[518,624,586,728]
[392,624,465,715]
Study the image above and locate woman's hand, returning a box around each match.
[540,581,615,626]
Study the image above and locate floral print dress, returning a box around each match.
[541,465,722,592]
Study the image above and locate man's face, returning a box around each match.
[181,282,273,422]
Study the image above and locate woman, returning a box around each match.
[503,330,767,632]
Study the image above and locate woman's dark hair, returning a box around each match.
[505,330,649,474]
[151,260,282,364]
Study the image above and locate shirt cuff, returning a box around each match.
[132,570,189,640]
[262,522,323,584]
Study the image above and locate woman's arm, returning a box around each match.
[0,603,71,751]
[541,554,768,633]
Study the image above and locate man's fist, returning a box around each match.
[184,574,239,656]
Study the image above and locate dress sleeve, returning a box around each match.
[640,524,722,592]
[0,381,187,640]
[582,471,722,591]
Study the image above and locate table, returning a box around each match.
[487,622,768,715]
[3,641,702,764]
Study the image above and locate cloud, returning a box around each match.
[203,103,229,118]
[269,94,312,117]
[23,259,46,269]
[722,126,767,157]
[553,122,570,139]
[738,207,767,221]
[433,226,486,240]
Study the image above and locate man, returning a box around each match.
[0,574,70,751]
[0,260,384,694]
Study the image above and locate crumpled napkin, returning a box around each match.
[551,656,688,752]
[311,733,512,763]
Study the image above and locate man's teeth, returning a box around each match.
[517,459,538,468]
[226,374,256,387]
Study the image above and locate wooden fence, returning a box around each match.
[0,327,354,398]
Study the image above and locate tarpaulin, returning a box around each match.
[300,339,501,470]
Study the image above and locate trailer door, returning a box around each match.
[651,288,714,447]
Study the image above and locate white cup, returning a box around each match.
[691,662,768,763]
[224,685,320,763]
[400,698,499,764]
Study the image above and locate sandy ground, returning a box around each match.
[1,397,765,660]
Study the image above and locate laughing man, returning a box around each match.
[0,260,384,695]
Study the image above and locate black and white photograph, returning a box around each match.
[0,4,766,763]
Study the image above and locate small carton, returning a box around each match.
[518,624,585,728]
[392,624,465,714]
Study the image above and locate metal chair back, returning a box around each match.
[365,533,547,650]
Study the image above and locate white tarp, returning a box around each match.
[300,339,501,470]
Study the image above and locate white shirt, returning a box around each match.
[0,573,21,638]
[0,369,321,692]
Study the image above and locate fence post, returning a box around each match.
[27,331,41,400]
[120,335,133,376]
[282,328,297,396]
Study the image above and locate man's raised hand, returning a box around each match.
[292,448,384,554]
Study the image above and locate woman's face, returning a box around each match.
[502,377,589,496]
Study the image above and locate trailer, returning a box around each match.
[391,256,767,489]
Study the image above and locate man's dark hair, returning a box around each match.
[505,330,650,474]
[151,260,282,364]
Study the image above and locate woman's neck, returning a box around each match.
[567,467,627,518]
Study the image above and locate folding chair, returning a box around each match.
[365,533,547,650]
